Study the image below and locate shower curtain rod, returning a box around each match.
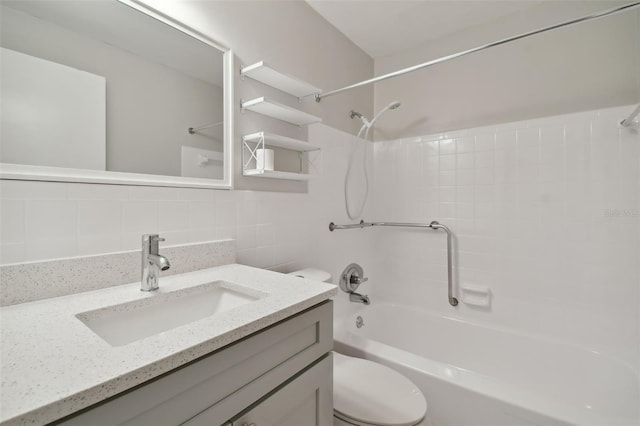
[314,2,640,102]
[620,104,640,127]
[188,121,223,134]
[329,220,458,307]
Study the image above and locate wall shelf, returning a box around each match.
[242,132,320,152]
[241,97,322,126]
[242,169,316,181]
[240,61,321,99]
[241,131,321,181]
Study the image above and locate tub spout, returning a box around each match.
[349,292,370,305]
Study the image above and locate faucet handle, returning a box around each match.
[350,275,368,285]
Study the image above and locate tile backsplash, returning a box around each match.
[0,181,310,270]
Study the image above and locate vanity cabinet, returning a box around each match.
[56,301,333,426]
[219,356,331,426]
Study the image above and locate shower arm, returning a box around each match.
[329,220,459,307]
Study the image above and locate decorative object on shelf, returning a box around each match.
[241,132,321,181]
[241,97,322,126]
[256,148,274,171]
[240,61,321,100]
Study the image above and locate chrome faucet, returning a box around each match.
[141,234,170,292]
[349,292,370,305]
[339,263,371,305]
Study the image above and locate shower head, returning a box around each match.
[388,101,401,110]
[370,100,401,126]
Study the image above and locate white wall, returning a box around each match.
[369,105,639,367]
[141,0,374,192]
[373,1,640,139]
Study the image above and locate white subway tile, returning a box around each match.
[26,200,77,241]
[475,151,495,169]
[517,128,540,150]
[456,169,474,186]
[123,201,158,234]
[68,183,128,200]
[158,201,189,232]
[456,152,474,170]
[158,230,191,246]
[1,180,67,200]
[77,200,122,237]
[237,226,257,251]
[187,228,217,244]
[256,224,274,247]
[475,133,495,151]
[1,200,25,243]
[439,154,456,171]
[474,168,494,185]
[456,136,475,153]
[26,237,77,262]
[77,235,122,255]
[0,242,26,265]
[215,226,237,241]
[439,187,455,203]
[178,188,216,202]
[188,201,215,231]
[129,186,183,201]
[439,139,455,155]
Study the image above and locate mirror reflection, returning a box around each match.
[0,0,226,181]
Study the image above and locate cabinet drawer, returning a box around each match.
[58,301,333,426]
[220,354,332,426]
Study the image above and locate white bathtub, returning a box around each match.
[334,303,639,426]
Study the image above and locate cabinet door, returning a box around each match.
[230,355,332,426]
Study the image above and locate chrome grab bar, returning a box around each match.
[328,220,458,307]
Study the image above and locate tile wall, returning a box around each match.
[0,124,374,293]
[371,105,639,366]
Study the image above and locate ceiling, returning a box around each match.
[305,0,545,58]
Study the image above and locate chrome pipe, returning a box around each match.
[428,221,458,307]
[328,219,459,307]
[315,2,640,102]
[188,121,223,134]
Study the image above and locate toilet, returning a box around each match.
[289,269,429,426]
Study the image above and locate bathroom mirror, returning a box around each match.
[0,0,233,189]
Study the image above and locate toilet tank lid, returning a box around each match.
[288,268,332,283]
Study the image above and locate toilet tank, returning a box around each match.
[288,268,332,283]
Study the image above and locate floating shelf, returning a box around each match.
[242,132,320,152]
[243,169,316,181]
[241,97,322,126]
[241,61,321,98]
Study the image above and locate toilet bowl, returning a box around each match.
[333,352,427,426]
[289,269,429,426]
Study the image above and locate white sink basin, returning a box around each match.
[76,281,265,346]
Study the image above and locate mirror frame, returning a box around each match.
[0,0,234,189]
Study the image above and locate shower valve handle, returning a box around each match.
[350,275,368,285]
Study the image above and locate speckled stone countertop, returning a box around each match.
[0,264,337,426]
